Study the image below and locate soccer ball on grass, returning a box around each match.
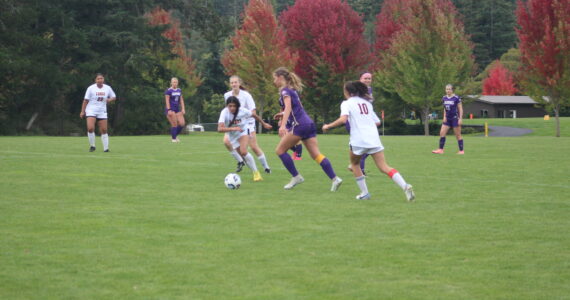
[224,173,241,190]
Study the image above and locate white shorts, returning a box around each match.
[228,130,249,149]
[86,108,107,120]
[350,144,384,156]
[247,122,256,135]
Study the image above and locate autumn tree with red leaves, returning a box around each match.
[483,61,518,95]
[280,0,371,122]
[374,0,474,135]
[222,0,296,125]
[148,8,202,104]
[517,0,570,137]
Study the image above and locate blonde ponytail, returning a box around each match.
[274,67,304,92]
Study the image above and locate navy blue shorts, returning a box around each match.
[292,123,317,140]
[165,108,180,115]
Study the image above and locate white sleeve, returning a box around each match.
[218,109,227,124]
[107,86,116,99]
[371,110,380,123]
[84,86,91,101]
[340,101,349,116]
[246,93,256,110]
[223,91,231,100]
[241,108,252,119]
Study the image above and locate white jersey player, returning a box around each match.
[223,75,271,174]
[218,96,272,182]
[80,73,116,152]
[323,81,414,201]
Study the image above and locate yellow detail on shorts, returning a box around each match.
[314,154,325,164]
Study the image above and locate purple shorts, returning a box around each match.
[443,118,459,128]
[165,107,180,115]
[292,123,317,140]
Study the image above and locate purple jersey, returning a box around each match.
[165,88,182,112]
[442,95,461,119]
[279,88,313,127]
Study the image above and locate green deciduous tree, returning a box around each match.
[375,0,474,135]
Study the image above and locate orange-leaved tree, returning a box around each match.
[222,0,296,127]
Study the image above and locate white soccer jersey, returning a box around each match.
[84,84,116,112]
[340,96,382,148]
[224,90,256,126]
[219,107,253,148]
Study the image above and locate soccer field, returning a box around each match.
[1,134,569,299]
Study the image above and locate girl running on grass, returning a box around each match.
[323,81,414,201]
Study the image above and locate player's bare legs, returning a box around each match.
[433,124,450,154]
[97,119,110,152]
[225,134,245,172]
[86,117,97,151]
[303,137,342,191]
[370,151,414,201]
[249,131,271,173]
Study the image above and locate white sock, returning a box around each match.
[243,153,258,172]
[88,132,95,147]
[391,172,407,190]
[257,154,270,169]
[356,176,368,195]
[101,134,109,151]
[230,150,244,162]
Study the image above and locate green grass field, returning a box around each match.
[1,133,569,299]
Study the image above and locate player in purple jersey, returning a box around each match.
[80,73,116,152]
[272,67,343,191]
[347,72,374,174]
[164,78,186,143]
[432,84,464,154]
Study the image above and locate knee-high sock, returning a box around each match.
[315,154,336,179]
[356,175,368,195]
[257,154,270,169]
[295,144,302,157]
[388,169,407,190]
[458,139,464,151]
[101,134,109,151]
[439,137,446,149]
[360,153,369,171]
[171,127,177,139]
[278,153,299,177]
[88,132,95,147]
[230,150,244,162]
[243,153,258,172]
[176,125,184,135]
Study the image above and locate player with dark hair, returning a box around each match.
[273,67,343,191]
[432,84,464,154]
[80,73,116,152]
[323,81,415,201]
[223,75,271,173]
[347,72,374,174]
[218,96,272,182]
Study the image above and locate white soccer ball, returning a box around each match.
[224,173,241,190]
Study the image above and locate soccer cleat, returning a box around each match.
[284,175,304,190]
[104,149,110,153]
[331,176,343,192]
[253,171,263,182]
[171,139,178,143]
[236,161,245,173]
[356,193,371,200]
[432,149,444,154]
[405,184,415,202]
[89,146,96,152]
[264,168,271,174]
[457,150,465,155]
[292,152,302,161]
[176,138,180,142]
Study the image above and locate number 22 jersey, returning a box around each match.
[84,84,116,113]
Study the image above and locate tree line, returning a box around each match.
[1,0,568,136]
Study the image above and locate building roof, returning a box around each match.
[474,96,540,105]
